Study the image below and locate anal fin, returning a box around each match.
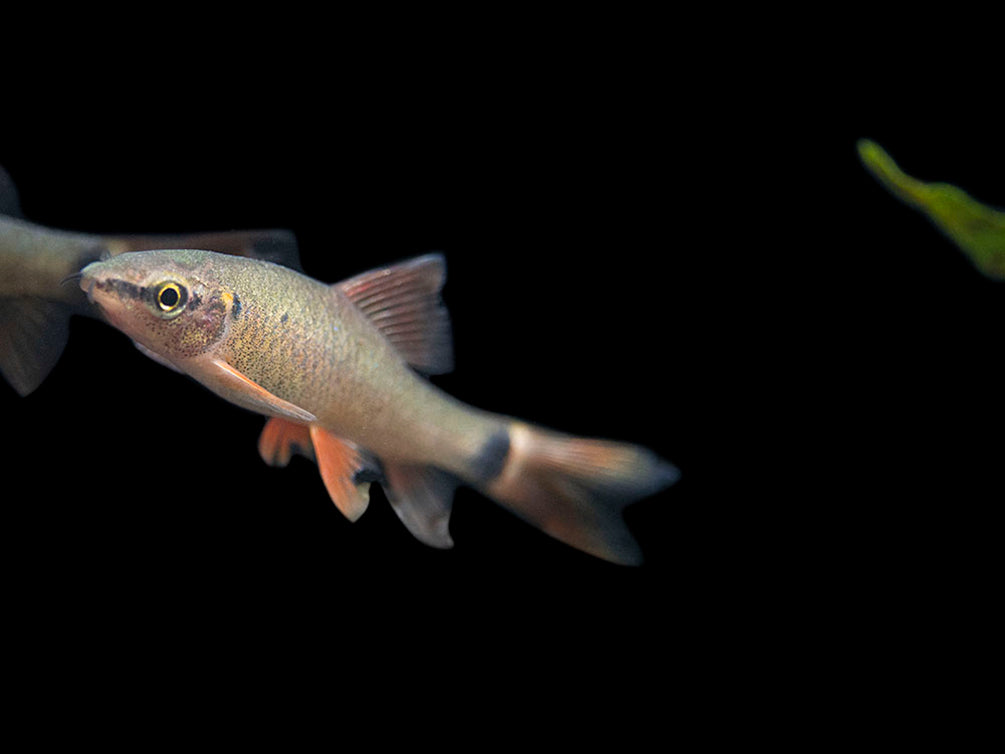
[383,463,457,549]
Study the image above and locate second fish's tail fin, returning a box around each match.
[480,423,678,565]
[0,299,71,396]
[0,167,67,395]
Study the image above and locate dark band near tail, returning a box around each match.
[469,429,511,483]
[481,423,678,565]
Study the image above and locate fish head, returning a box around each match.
[80,249,235,362]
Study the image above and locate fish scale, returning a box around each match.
[140,251,490,468]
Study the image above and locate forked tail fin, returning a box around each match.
[482,423,679,565]
[0,299,71,396]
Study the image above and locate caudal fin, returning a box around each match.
[482,423,678,565]
[0,298,71,396]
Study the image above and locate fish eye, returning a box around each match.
[156,282,187,313]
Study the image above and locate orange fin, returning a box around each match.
[205,357,317,423]
[336,253,453,375]
[309,424,377,522]
[383,463,457,549]
[258,417,314,467]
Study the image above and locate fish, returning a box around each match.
[79,248,678,564]
[857,139,1005,280]
[0,165,302,396]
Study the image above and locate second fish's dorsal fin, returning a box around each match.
[336,253,454,375]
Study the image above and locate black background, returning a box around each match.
[2,70,711,687]
[3,59,1003,735]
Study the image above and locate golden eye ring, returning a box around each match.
[156,282,186,312]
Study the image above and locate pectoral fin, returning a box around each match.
[134,341,183,373]
[309,425,378,522]
[205,357,317,423]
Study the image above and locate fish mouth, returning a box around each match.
[78,261,111,305]
[79,264,98,304]
[77,263,151,320]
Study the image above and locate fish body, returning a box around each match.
[0,165,302,395]
[0,213,105,302]
[81,249,678,564]
[215,259,494,470]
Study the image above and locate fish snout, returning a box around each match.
[77,261,151,322]
[79,261,128,309]
[79,262,100,303]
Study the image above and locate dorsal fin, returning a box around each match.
[336,253,453,375]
